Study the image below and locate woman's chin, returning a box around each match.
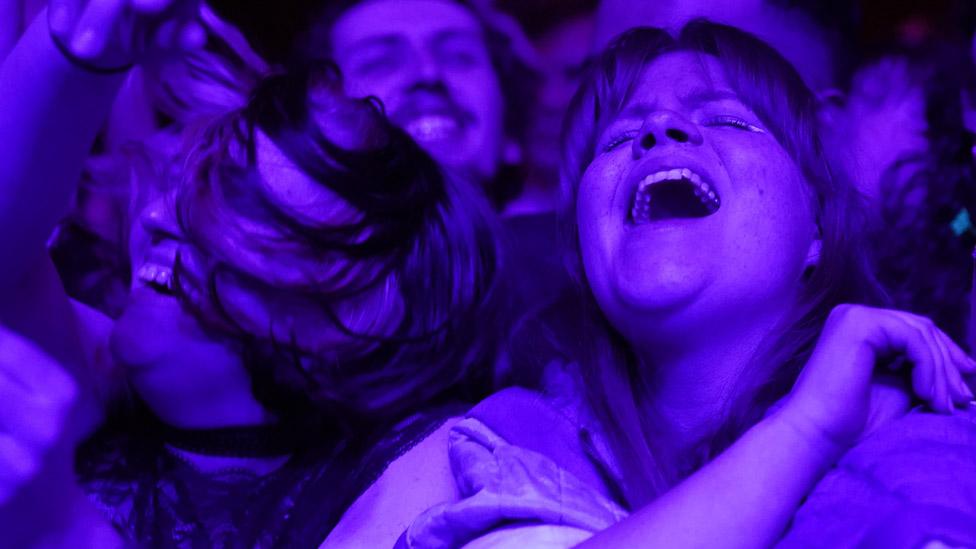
[109,289,193,368]
[109,320,174,370]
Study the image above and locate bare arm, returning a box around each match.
[579,305,975,548]
[0,10,126,294]
[0,0,203,297]
[576,409,839,549]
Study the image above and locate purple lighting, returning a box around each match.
[0,1,973,547]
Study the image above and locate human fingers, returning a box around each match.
[0,330,77,400]
[876,312,940,404]
[48,0,83,34]
[149,6,203,52]
[68,0,128,57]
[933,330,976,406]
[130,0,174,15]
[890,312,953,413]
[176,18,206,51]
[896,312,967,413]
[0,434,39,505]
[916,318,952,413]
[0,382,71,448]
[0,335,77,447]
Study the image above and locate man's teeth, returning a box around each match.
[137,264,174,291]
[405,115,461,142]
[631,168,721,223]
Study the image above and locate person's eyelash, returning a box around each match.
[704,115,764,132]
[603,130,639,151]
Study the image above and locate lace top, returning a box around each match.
[76,403,463,548]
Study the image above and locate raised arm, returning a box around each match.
[0,0,202,293]
[578,305,975,548]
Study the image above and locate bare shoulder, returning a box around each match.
[319,416,461,549]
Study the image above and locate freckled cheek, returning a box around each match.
[726,160,812,257]
[578,161,626,224]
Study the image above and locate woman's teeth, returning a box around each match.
[137,264,174,293]
[631,167,721,224]
[405,115,462,142]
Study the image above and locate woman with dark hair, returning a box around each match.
[0,2,501,546]
[324,21,976,547]
[828,44,976,350]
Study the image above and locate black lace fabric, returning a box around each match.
[75,403,463,548]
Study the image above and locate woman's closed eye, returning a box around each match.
[602,130,640,152]
[703,115,765,133]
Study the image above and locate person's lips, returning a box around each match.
[392,93,472,144]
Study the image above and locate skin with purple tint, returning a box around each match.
[322,25,976,549]
[0,1,500,544]
[330,0,507,184]
[581,52,818,373]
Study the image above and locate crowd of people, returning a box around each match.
[0,0,974,547]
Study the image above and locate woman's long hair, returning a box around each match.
[560,21,887,507]
[162,64,503,431]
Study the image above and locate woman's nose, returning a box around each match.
[138,194,181,243]
[632,109,704,156]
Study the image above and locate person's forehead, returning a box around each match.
[331,0,484,49]
[624,52,734,110]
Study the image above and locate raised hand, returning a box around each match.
[47,0,204,71]
[0,325,78,505]
[784,304,975,452]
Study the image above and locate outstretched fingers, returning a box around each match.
[66,0,128,57]
[0,329,77,505]
[892,312,974,413]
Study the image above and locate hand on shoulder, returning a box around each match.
[320,417,461,549]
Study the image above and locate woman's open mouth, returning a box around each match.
[136,263,175,296]
[631,168,721,224]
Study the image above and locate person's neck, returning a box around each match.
[634,308,787,457]
[130,345,276,430]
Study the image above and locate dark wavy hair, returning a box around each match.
[870,45,976,349]
[560,21,887,507]
[159,64,502,429]
[294,0,539,209]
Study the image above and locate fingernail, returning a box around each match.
[179,24,207,51]
[49,6,70,33]
[71,29,95,56]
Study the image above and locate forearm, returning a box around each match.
[0,9,125,290]
[577,410,842,549]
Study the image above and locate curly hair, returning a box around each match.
[159,64,503,428]
[870,45,976,348]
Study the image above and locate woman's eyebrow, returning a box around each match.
[682,88,744,108]
[614,89,746,121]
[614,103,652,122]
